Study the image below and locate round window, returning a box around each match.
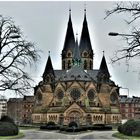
[84,52,88,57]
[57,90,64,100]
[87,89,95,100]
[70,88,81,100]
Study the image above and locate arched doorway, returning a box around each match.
[68,110,82,125]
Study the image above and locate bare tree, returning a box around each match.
[0,15,40,95]
[105,2,140,63]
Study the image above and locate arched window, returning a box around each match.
[90,60,92,69]
[46,75,50,83]
[84,60,87,69]
[63,60,65,69]
[68,60,71,69]
[87,89,95,100]
[56,90,64,100]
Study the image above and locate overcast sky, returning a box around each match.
[0,1,140,98]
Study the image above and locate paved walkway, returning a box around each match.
[19,129,121,139]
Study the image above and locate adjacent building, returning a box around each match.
[120,95,140,120]
[7,96,34,124]
[32,9,121,126]
[0,95,7,119]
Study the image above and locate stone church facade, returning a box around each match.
[32,10,121,126]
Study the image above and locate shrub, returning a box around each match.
[60,125,67,131]
[68,121,78,128]
[118,119,140,136]
[40,122,60,130]
[40,124,47,130]
[0,115,14,123]
[47,121,55,126]
[118,124,123,133]
[66,127,80,132]
[0,122,18,136]
[123,119,137,136]
[88,124,112,130]
[81,126,88,131]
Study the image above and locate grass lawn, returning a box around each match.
[113,132,140,140]
[19,126,39,130]
[0,132,24,139]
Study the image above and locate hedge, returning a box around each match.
[0,122,18,136]
[40,121,60,130]
[0,116,14,123]
[118,119,140,136]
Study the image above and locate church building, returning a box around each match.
[32,9,121,126]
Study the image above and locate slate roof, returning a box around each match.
[8,98,23,103]
[23,96,35,102]
[54,70,66,81]
[54,68,99,82]
[87,69,99,82]
[120,96,140,103]
[55,65,96,82]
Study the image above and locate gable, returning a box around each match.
[64,102,85,115]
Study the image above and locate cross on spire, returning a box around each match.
[103,50,105,56]
[84,2,87,14]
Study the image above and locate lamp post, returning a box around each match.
[108,32,134,37]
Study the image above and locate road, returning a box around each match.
[19,129,121,139]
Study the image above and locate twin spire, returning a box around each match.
[62,8,93,65]
[43,8,110,82]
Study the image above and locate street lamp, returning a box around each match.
[108,32,134,37]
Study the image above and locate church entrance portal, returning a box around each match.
[68,110,82,125]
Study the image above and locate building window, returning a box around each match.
[70,88,81,101]
[110,92,117,103]
[35,115,40,121]
[68,60,71,69]
[84,60,87,69]
[63,60,65,69]
[56,90,64,100]
[90,61,92,69]
[87,89,95,100]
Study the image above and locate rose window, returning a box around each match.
[70,88,81,100]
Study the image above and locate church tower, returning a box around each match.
[97,53,110,83]
[79,9,94,70]
[62,9,75,70]
[42,53,55,84]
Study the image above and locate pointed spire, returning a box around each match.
[62,8,75,52]
[97,54,110,83]
[73,33,80,60]
[99,53,109,75]
[79,7,93,55]
[43,53,55,79]
[72,33,81,66]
